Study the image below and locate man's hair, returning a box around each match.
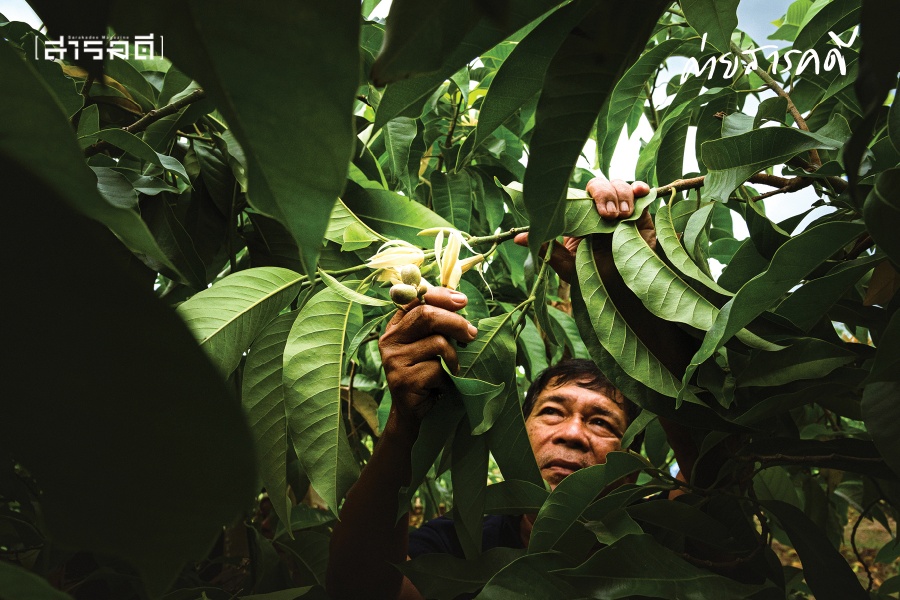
[522,359,639,428]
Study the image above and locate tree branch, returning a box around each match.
[83,89,208,158]
[730,42,821,168]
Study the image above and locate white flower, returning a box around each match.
[433,229,483,290]
[365,240,425,283]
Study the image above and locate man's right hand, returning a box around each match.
[379,287,478,422]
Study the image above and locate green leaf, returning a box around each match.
[599,38,688,174]
[111,0,360,277]
[517,316,550,380]
[584,508,643,545]
[478,552,579,599]
[576,237,700,404]
[4,163,256,595]
[862,321,900,478]
[91,165,139,210]
[753,466,803,509]
[680,221,865,398]
[94,128,190,182]
[626,499,740,549]
[619,410,654,451]
[343,185,454,245]
[324,199,383,252]
[484,480,549,514]
[456,313,518,434]
[774,253,883,331]
[430,170,473,232]
[736,337,857,387]
[681,0,739,53]
[398,547,524,600]
[275,531,330,588]
[0,39,185,281]
[442,358,507,432]
[701,120,844,203]
[381,116,417,193]
[763,500,868,600]
[466,0,597,160]
[656,203,733,296]
[177,267,304,376]
[0,561,75,600]
[523,0,669,258]
[557,534,771,599]
[613,221,779,351]
[242,310,299,537]
[317,270,392,307]
[547,308,590,360]
[793,0,861,52]
[283,288,361,513]
[371,0,480,85]
[863,168,900,265]
[529,452,648,553]
[486,385,544,487]
[373,0,560,129]
[450,424,489,559]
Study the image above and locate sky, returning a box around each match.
[2,0,840,236]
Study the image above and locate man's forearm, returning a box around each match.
[326,406,419,600]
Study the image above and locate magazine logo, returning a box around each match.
[680,28,857,83]
[35,34,164,61]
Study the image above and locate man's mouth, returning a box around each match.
[543,459,583,475]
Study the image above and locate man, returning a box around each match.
[326,176,695,600]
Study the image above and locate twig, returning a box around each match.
[730,42,821,168]
[84,89,208,157]
[436,94,463,172]
[851,499,881,592]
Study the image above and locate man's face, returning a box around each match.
[524,379,628,489]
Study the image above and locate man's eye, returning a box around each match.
[539,407,561,416]
[590,419,609,428]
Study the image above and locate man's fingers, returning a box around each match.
[632,180,650,197]
[411,334,460,373]
[587,176,620,220]
[611,179,634,218]
[389,304,477,345]
[513,232,576,283]
[421,286,468,312]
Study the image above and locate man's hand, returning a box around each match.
[513,174,652,283]
[380,287,478,422]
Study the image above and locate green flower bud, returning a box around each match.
[400,264,422,286]
[390,283,419,305]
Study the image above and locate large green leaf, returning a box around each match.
[576,237,700,404]
[656,203,733,296]
[484,481,550,514]
[774,253,883,331]
[763,500,868,600]
[528,452,647,553]
[613,221,779,351]
[477,552,579,599]
[381,116,417,193]
[456,313,518,435]
[177,267,305,376]
[700,121,844,203]
[371,0,481,84]
[430,170,474,232]
[0,39,184,281]
[283,288,361,513]
[464,0,596,161]
[598,38,688,174]
[324,199,383,252]
[342,185,454,245]
[110,0,360,277]
[486,385,545,487]
[863,168,900,265]
[862,311,900,478]
[450,424,490,559]
[523,0,668,258]
[373,0,560,129]
[681,0,739,52]
[736,337,857,388]
[3,163,256,595]
[0,561,75,600]
[242,310,300,537]
[399,547,524,600]
[680,221,865,398]
[557,534,770,599]
[793,0,861,51]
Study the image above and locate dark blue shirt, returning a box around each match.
[408,514,525,558]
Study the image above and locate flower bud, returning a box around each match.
[390,283,419,305]
[399,264,422,286]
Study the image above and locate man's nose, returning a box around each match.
[552,417,590,451]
